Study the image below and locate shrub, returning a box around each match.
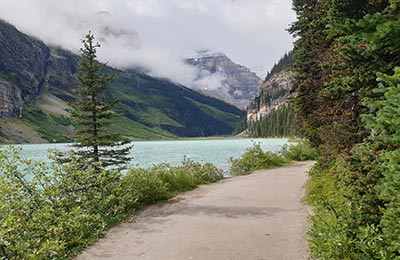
[281,139,320,161]
[0,147,105,259]
[229,143,289,176]
[152,158,224,194]
[123,168,168,205]
[0,147,224,259]
[153,163,200,193]
[304,162,355,259]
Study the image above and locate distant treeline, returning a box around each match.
[248,105,296,138]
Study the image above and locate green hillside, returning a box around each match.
[0,20,241,143]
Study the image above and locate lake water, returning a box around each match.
[10,138,290,172]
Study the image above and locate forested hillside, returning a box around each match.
[0,20,241,143]
[247,52,297,137]
[290,0,400,258]
[248,104,296,137]
[264,51,294,82]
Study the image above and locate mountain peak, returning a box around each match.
[193,50,226,60]
[186,51,262,108]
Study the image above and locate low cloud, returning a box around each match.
[0,0,295,87]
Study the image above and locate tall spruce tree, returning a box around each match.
[71,32,131,170]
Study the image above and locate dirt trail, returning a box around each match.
[75,161,313,260]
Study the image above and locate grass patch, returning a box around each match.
[303,162,355,259]
[21,107,71,143]
[109,116,176,140]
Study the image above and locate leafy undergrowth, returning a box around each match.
[0,147,223,260]
[229,140,319,176]
[0,140,319,259]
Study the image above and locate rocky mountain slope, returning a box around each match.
[0,20,241,143]
[0,19,50,118]
[186,50,262,108]
[246,52,294,123]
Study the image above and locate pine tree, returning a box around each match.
[71,32,132,170]
[290,1,400,258]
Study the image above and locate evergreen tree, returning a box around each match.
[290,0,400,258]
[264,51,295,81]
[289,0,330,149]
[71,32,132,170]
[249,105,297,138]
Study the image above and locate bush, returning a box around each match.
[229,143,289,176]
[0,147,106,259]
[304,162,355,259]
[304,144,396,259]
[281,139,320,161]
[0,147,224,259]
[152,158,224,194]
[123,168,168,205]
[153,163,200,193]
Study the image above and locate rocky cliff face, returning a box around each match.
[187,51,262,108]
[0,20,50,118]
[247,70,294,122]
[0,80,23,118]
[45,48,79,101]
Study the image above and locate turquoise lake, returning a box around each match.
[12,138,290,172]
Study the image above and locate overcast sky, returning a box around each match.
[0,0,295,83]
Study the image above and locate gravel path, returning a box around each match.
[75,161,313,260]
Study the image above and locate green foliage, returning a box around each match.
[304,163,355,260]
[229,140,320,176]
[306,145,389,259]
[153,158,224,194]
[108,116,176,140]
[51,115,71,126]
[379,150,400,255]
[292,1,400,258]
[233,110,248,135]
[264,51,294,81]
[0,147,224,259]
[229,143,287,176]
[229,141,319,176]
[363,68,400,257]
[188,98,239,129]
[70,32,132,170]
[281,139,320,161]
[0,147,107,259]
[21,107,72,143]
[122,168,168,205]
[248,105,297,138]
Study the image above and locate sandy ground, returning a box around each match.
[75,161,313,260]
